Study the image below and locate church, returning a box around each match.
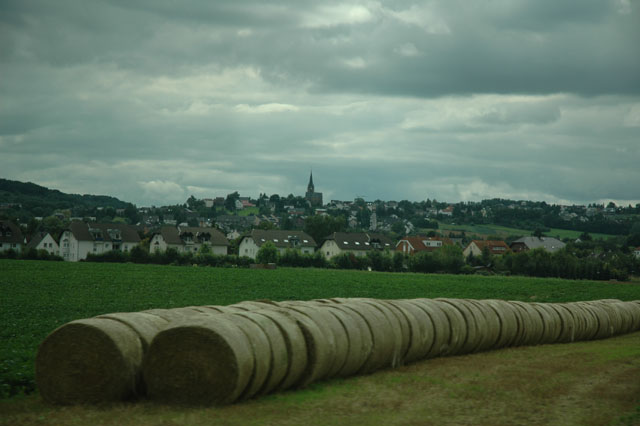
[305,171,323,207]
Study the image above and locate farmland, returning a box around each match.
[2,259,640,401]
[433,222,615,240]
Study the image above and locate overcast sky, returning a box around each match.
[1,0,639,207]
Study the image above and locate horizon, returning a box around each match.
[1,1,639,208]
[3,176,638,209]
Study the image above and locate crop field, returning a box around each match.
[433,222,615,240]
[1,259,640,424]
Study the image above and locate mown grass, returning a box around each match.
[2,259,639,403]
[1,332,638,426]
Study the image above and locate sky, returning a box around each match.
[1,0,639,207]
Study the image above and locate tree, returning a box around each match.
[225,191,240,212]
[256,241,278,264]
[304,215,345,242]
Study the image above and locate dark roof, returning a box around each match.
[26,232,49,249]
[158,226,229,246]
[469,240,510,254]
[69,222,141,243]
[510,237,565,252]
[396,236,453,252]
[245,229,317,249]
[0,221,24,244]
[179,226,229,246]
[324,232,393,251]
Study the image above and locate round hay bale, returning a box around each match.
[584,301,619,337]
[321,305,368,377]
[272,307,333,387]
[339,301,395,374]
[232,310,288,395]
[283,303,346,380]
[251,309,308,391]
[359,299,407,367]
[410,299,451,357]
[561,303,589,341]
[36,318,144,404]
[509,301,544,346]
[429,299,467,356]
[505,302,533,347]
[319,303,373,377]
[230,300,280,311]
[620,301,640,332]
[483,300,519,349]
[576,303,609,340]
[546,304,576,343]
[143,315,254,405]
[97,312,169,352]
[529,303,557,344]
[464,300,500,352]
[387,300,436,363]
[220,314,272,400]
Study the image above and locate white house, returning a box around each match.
[150,226,229,255]
[26,232,59,256]
[59,222,141,262]
[238,230,316,259]
[320,232,393,259]
[0,220,24,253]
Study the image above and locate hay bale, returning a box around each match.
[269,306,333,387]
[433,299,478,355]
[143,308,206,322]
[620,301,640,332]
[529,303,558,344]
[251,309,308,391]
[230,300,280,311]
[546,304,576,343]
[36,318,144,404]
[232,310,288,395]
[429,299,466,356]
[509,301,544,346]
[561,303,590,341]
[282,302,347,380]
[96,312,169,351]
[221,314,272,400]
[319,303,373,377]
[358,299,406,367]
[387,300,436,363]
[410,299,452,357]
[339,300,395,374]
[576,303,609,340]
[464,300,500,352]
[143,314,254,405]
[320,304,369,377]
[483,300,519,349]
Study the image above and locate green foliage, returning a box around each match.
[256,241,278,264]
[2,260,640,398]
[304,215,346,243]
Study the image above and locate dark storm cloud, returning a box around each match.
[0,0,639,206]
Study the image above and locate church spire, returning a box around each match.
[307,170,314,193]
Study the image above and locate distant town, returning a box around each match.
[1,175,639,280]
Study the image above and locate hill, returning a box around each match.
[0,178,132,220]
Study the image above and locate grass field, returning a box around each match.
[1,259,639,424]
[433,222,615,240]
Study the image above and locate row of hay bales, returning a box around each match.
[36,298,640,405]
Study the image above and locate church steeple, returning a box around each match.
[307,171,314,193]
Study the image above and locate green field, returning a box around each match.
[433,222,615,240]
[2,259,640,400]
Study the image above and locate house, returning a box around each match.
[150,226,229,255]
[59,222,141,262]
[320,232,393,258]
[0,220,24,252]
[238,230,316,259]
[510,237,566,253]
[395,236,453,255]
[438,205,454,216]
[463,240,510,257]
[634,247,640,259]
[26,232,59,256]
